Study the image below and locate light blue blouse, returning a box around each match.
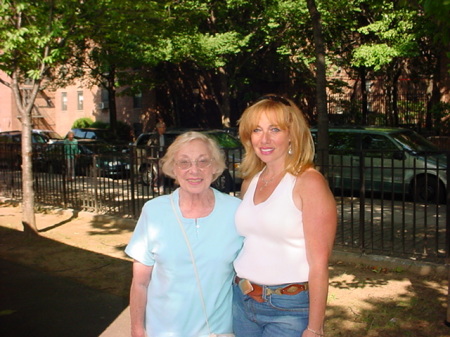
[125,188,242,337]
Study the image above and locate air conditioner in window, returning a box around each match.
[97,102,109,109]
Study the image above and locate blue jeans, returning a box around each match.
[232,281,309,337]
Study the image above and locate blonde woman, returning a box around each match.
[233,95,337,337]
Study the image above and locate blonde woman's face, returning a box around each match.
[173,139,215,194]
[250,112,290,166]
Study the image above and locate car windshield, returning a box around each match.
[391,130,438,152]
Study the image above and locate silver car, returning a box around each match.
[311,127,447,203]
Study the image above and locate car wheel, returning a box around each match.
[140,163,158,187]
[211,169,233,193]
[411,175,445,204]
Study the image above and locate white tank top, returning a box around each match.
[233,171,309,285]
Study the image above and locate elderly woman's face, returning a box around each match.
[173,139,215,194]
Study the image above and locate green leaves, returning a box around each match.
[0,0,84,79]
[351,4,420,71]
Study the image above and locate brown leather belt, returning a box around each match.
[235,276,308,303]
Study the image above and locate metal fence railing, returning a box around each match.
[0,143,448,263]
[316,148,449,263]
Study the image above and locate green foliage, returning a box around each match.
[1,0,448,131]
[0,0,84,80]
[429,102,450,135]
[72,118,94,129]
[421,0,450,44]
[351,5,419,71]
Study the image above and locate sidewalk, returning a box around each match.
[0,201,448,337]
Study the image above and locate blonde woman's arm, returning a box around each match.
[294,169,337,336]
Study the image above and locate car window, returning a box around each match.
[136,134,152,146]
[391,130,438,152]
[0,135,12,143]
[329,132,359,154]
[362,134,397,159]
[72,129,85,138]
[84,131,97,140]
[32,134,48,144]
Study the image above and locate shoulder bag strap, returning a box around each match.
[170,194,214,336]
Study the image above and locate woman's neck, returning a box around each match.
[262,164,285,178]
[178,188,215,219]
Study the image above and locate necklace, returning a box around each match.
[259,170,284,191]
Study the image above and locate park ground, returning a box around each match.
[0,200,448,337]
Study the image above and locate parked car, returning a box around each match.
[33,129,63,144]
[70,127,131,145]
[0,130,50,144]
[0,130,49,168]
[133,129,243,192]
[70,128,116,143]
[39,140,130,178]
[311,126,447,203]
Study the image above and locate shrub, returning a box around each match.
[72,118,94,128]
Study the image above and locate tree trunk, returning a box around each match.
[360,67,368,125]
[392,68,402,127]
[218,67,231,128]
[427,51,442,132]
[107,65,117,137]
[11,72,38,235]
[306,0,329,175]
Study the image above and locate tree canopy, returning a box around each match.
[0,0,448,233]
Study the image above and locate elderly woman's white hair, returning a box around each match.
[160,131,226,182]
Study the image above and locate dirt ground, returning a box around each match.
[0,200,449,337]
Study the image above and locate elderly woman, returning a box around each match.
[126,131,242,337]
[233,95,337,337]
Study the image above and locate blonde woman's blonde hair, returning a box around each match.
[238,95,315,179]
[160,131,226,182]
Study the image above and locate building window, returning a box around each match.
[97,89,110,110]
[61,92,67,111]
[77,91,84,110]
[101,88,109,103]
[133,92,142,109]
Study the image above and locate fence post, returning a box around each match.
[445,153,450,326]
[129,145,136,218]
[359,150,366,254]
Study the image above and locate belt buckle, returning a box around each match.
[238,278,254,295]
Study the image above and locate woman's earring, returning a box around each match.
[288,143,293,155]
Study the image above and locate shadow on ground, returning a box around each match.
[0,226,131,337]
[325,261,448,337]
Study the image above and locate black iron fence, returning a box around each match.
[0,143,448,263]
[327,93,434,131]
[316,147,449,263]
